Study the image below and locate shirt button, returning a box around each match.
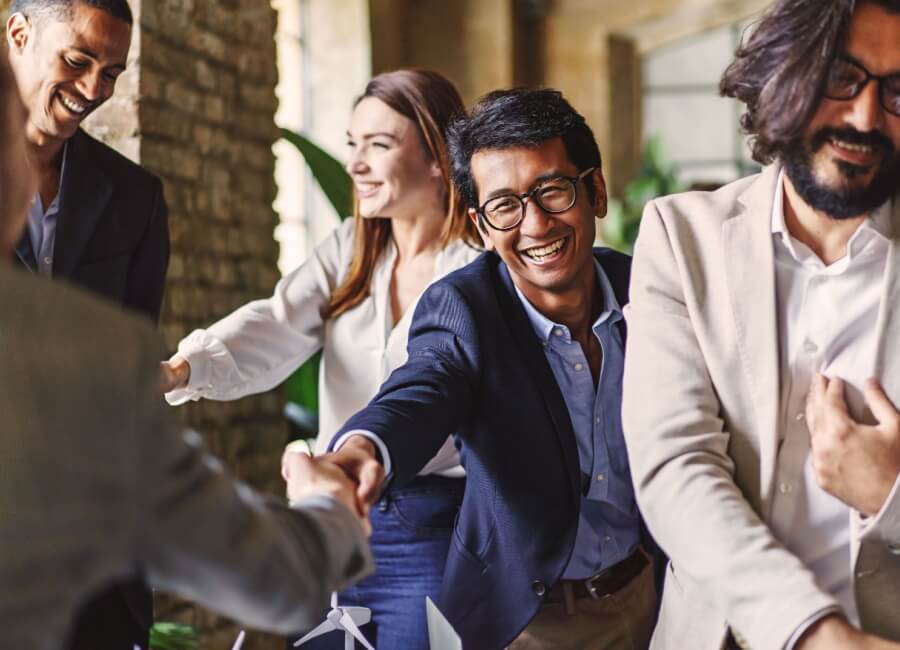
[531,580,546,596]
[43,256,52,264]
[603,536,611,544]
[802,340,818,354]
[597,473,605,481]
[595,416,600,424]
[574,362,583,371]
[795,412,805,421]
[779,482,793,495]
[553,328,563,337]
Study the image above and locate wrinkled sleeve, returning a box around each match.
[166,221,350,405]
[137,335,373,633]
[329,280,480,488]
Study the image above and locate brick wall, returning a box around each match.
[86,1,289,648]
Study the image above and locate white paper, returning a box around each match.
[426,597,462,650]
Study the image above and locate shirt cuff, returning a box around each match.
[332,429,392,477]
[784,607,843,649]
[164,339,213,405]
[858,471,900,544]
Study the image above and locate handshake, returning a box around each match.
[281,437,386,536]
[159,360,387,534]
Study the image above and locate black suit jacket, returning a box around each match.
[16,128,169,649]
[333,249,659,649]
[15,128,169,322]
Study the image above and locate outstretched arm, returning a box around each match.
[326,279,481,502]
[138,341,372,634]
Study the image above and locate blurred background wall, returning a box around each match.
[1,0,772,647]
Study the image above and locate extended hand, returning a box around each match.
[319,436,386,515]
[282,450,372,536]
[806,375,900,516]
[160,356,191,392]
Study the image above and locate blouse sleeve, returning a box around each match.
[166,220,353,405]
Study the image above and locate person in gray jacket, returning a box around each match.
[0,54,373,650]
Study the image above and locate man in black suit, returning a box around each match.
[6,0,169,647]
[6,0,168,322]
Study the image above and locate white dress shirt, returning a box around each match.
[769,171,893,641]
[166,218,481,475]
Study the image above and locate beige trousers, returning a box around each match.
[508,560,657,650]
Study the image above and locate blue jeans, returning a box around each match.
[289,475,464,650]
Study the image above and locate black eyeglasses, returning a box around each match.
[824,55,900,117]
[476,167,596,231]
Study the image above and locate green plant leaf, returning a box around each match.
[285,351,321,412]
[280,127,353,220]
[603,134,682,252]
[149,623,200,650]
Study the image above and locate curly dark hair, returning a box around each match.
[10,0,133,25]
[720,0,900,164]
[447,88,602,215]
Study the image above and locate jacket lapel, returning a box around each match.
[495,259,582,500]
[53,130,112,278]
[14,232,36,272]
[722,165,782,507]
[872,198,900,406]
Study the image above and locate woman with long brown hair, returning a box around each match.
[161,69,480,649]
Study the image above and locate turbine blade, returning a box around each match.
[339,612,375,650]
[293,620,339,646]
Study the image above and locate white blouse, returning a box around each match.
[166,219,481,476]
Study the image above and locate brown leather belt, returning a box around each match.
[543,549,647,603]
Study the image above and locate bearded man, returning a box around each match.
[622,1,900,649]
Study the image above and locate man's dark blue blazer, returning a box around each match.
[333,247,654,649]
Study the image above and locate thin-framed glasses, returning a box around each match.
[824,55,900,117]
[476,167,596,231]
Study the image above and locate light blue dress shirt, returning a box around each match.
[26,142,67,276]
[514,260,641,580]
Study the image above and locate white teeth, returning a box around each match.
[524,238,565,260]
[60,96,86,114]
[833,139,872,153]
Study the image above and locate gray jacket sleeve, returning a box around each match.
[133,338,372,634]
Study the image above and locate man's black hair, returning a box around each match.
[10,0,133,25]
[447,88,602,217]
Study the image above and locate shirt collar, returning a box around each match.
[29,140,69,217]
[771,168,893,265]
[513,258,622,344]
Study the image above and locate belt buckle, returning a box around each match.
[583,567,612,599]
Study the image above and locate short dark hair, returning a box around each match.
[720,0,900,164]
[447,88,602,213]
[10,0,133,25]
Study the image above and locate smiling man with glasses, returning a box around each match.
[302,88,661,649]
[622,1,900,649]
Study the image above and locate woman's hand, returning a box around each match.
[160,356,191,392]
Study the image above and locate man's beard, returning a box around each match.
[782,126,900,219]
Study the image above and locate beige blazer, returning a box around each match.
[0,266,372,650]
[622,165,900,649]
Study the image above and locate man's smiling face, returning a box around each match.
[7,1,131,144]
[469,137,605,311]
[783,2,900,218]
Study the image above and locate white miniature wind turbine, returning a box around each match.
[293,593,375,650]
